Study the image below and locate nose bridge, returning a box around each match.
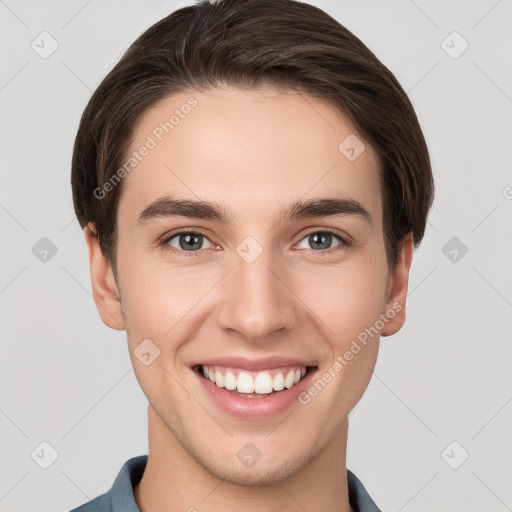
[217,241,296,340]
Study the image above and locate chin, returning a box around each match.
[199,450,311,487]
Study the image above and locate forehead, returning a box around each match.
[118,86,382,225]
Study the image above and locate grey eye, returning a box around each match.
[296,232,342,251]
[167,232,214,251]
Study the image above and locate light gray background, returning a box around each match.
[1,1,511,511]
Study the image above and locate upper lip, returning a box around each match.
[191,356,317,372]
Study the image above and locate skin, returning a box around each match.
[84,86,414,512]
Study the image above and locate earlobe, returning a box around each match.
[83,222,125,331]
[380,232,414,337]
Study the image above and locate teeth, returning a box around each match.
[224,371,237,391]
[254,372,274,394]
[214,370,224,388]
[200,365,308,394]
[284,369,295,389]
[273,372,284,391]
[236,372,254,393]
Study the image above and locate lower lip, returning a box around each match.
[194,366,317,419]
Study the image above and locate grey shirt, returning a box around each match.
[69,455,382,512]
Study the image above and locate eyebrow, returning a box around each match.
[137,196,372,226]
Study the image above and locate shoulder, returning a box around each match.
[347,469,383,512]
[67,455,148,512]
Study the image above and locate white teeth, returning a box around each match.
[236,372,254,393]
[284,369,295,389]
[214,370,224,388]
[273,372,285,391]
[224,371,237,390]
[254,372,274,394]
[200,365,308,394]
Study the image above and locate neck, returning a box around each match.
[134,406,354,512]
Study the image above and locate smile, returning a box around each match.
[193,362,318,419]
[199,364,308,395]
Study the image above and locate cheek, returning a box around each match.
[118,255,219,343]
[295,259,389,341]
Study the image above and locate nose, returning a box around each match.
[216,246,297,342]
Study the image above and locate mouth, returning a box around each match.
[192,363,318,418]
[194,364,313,397]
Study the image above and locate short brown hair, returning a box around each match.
[71,0,434,272]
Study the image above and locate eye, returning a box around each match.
[160,228,351,255]
[162,231,214,252]
[295,229,349,252]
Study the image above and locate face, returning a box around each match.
[86,86,412,486]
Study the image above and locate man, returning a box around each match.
[69,0,434,510]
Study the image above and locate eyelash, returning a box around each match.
[159,227,352,256]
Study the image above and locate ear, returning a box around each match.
[380,232,414,337]
[83,222,125,331]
